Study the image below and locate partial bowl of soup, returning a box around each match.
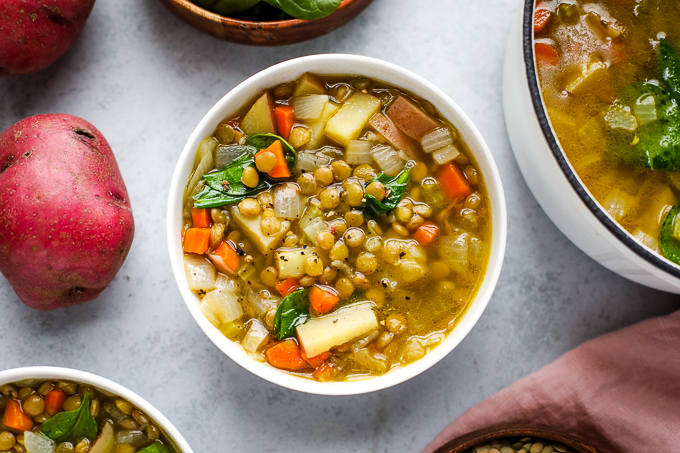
[504,0,680,292]
[167,54,507,395]
[0,367,193,453]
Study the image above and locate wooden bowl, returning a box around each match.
[157,0,374,45]
[432,425,598,453]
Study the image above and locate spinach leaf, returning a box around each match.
[139,441,170,453]
[212,0,262,15]
[245,133,297,172]
[361,167,412,218]
[41,392,97,444]
[273,288,310,340]
[660,38,680,97]
[194,151,271,208]
[661,200,680,265]
[261,0,341,19]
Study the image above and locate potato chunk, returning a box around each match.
[325,92,381,147]
[241,92,276,136]
[230,206,290,255]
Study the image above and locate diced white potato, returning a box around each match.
[230,206,290,255]
[203,289,243,324]
[294,73,327,96]
[297,303,379,357]
[241,92,276,136]
[276,247,312,279]
[303,102,340,150]
[242,320,270,353]
[325,92,382,147]
[292,95,330,120]
[184,254,216,291]
[89,422,115,453]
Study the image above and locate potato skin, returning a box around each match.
[0,114,135,310]
[0,0,95,77]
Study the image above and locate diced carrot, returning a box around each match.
[183,228,211,254]
[309,285,339,314]
[312,361,337,382]
[535,42,558,66]
[191,208,211,228]
[274,105,295,140]
[266,339,308,371]
[44,389,67,416]
[2,399,33,431]
[257,140,290,179]
[302,350,331,368]
[414,221,440,246]
[438,162,471,203]
[533,8,551,32]
[210,241,239,273]
[275,278,300,297]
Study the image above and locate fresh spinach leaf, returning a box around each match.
[261,0,341,19]
[245,133,297,172]
[41,392,97,444]
[661,200,680,265]
[273,288,310,340]
[194,151,271,208]
[361,167,412,218]
[660,38,680,97]
[211,0,262,15]
[139,441,170,453]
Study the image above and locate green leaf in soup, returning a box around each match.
[211,0,262,15]
[261,0,341,20]
[139,441,170,453]
[273,288,310,340]
[660,200,680,265]
[660,38,680,97]
[361,167,412,218]
[41,392,97,444]
[245,133,297,173]
[194,151,271,208]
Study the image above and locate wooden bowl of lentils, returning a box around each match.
[432,425,598,453]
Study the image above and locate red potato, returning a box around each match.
[0,114,134,310]
[0,0,96,77]
[386,96,440,141]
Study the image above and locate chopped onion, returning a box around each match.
[295,151,331,172]
[432,144,460,165]
[24,431,55,453]
[371,144,405,176]
[182,180,204,219]
[345,140,373,165]
[400,339,426,364]
[216,144,254,168]
[634,93,657,126]
[352,348,387,373]
[115,431,148,448]
[299,206,324,230]
[633,229,660,253]
[438,234,469,274]
[331,260,355,278]
[351,329,379,353]
[184,254,216,291]
[605,103,638,132]
[242,320,270,353]
[274,183,306,219]
[303,217,328,244]
[292,94,330,120]
[421,127,455,154]
[604,189,632,221]
[199,299,220,327]
[194,137,218,170]
[215,274,240,293]
[317,146,344,160]
[183,151,213,205]
[203,289,243,324]
[245,288,277,316]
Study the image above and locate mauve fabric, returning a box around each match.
[422,310,680,453]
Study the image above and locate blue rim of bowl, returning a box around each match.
[521,0,680,280]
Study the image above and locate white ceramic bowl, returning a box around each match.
[0,366,194,453]
[503,1,680,293]
[167,54,507,395]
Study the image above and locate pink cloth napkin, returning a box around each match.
[422,310,680,453]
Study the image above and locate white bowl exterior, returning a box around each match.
[167,54,507,395]
[503,8,680,293]
[0,367,194,453]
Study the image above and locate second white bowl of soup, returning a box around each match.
[168,54,507,395]
[504,0,680,293]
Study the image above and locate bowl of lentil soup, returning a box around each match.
[0,367,193,453]
[167,54,507,395]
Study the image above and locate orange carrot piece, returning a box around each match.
[313,361,337,382]
[438,162,471,203]
[302,350,331,368]
[275,278,300,297]
[3,399,34,431]
[414,221,440,246]
[210,241,239,273]
[257,140,290,179]
[44,389,67,416]
[533,8,551,32]
[535,42,558,66]
[183,228,211,254]
[191,208,211,228]
[266,339,308,371]
[309,285,339,314]
[275,105,294,140]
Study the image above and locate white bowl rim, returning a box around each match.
[166,53,507,395]
[521,0,680,279]
[0,366,194,453]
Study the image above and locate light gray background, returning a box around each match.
[0,0,677,452]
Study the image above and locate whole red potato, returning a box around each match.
[0,0,96,77]
[0,114,135,310]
